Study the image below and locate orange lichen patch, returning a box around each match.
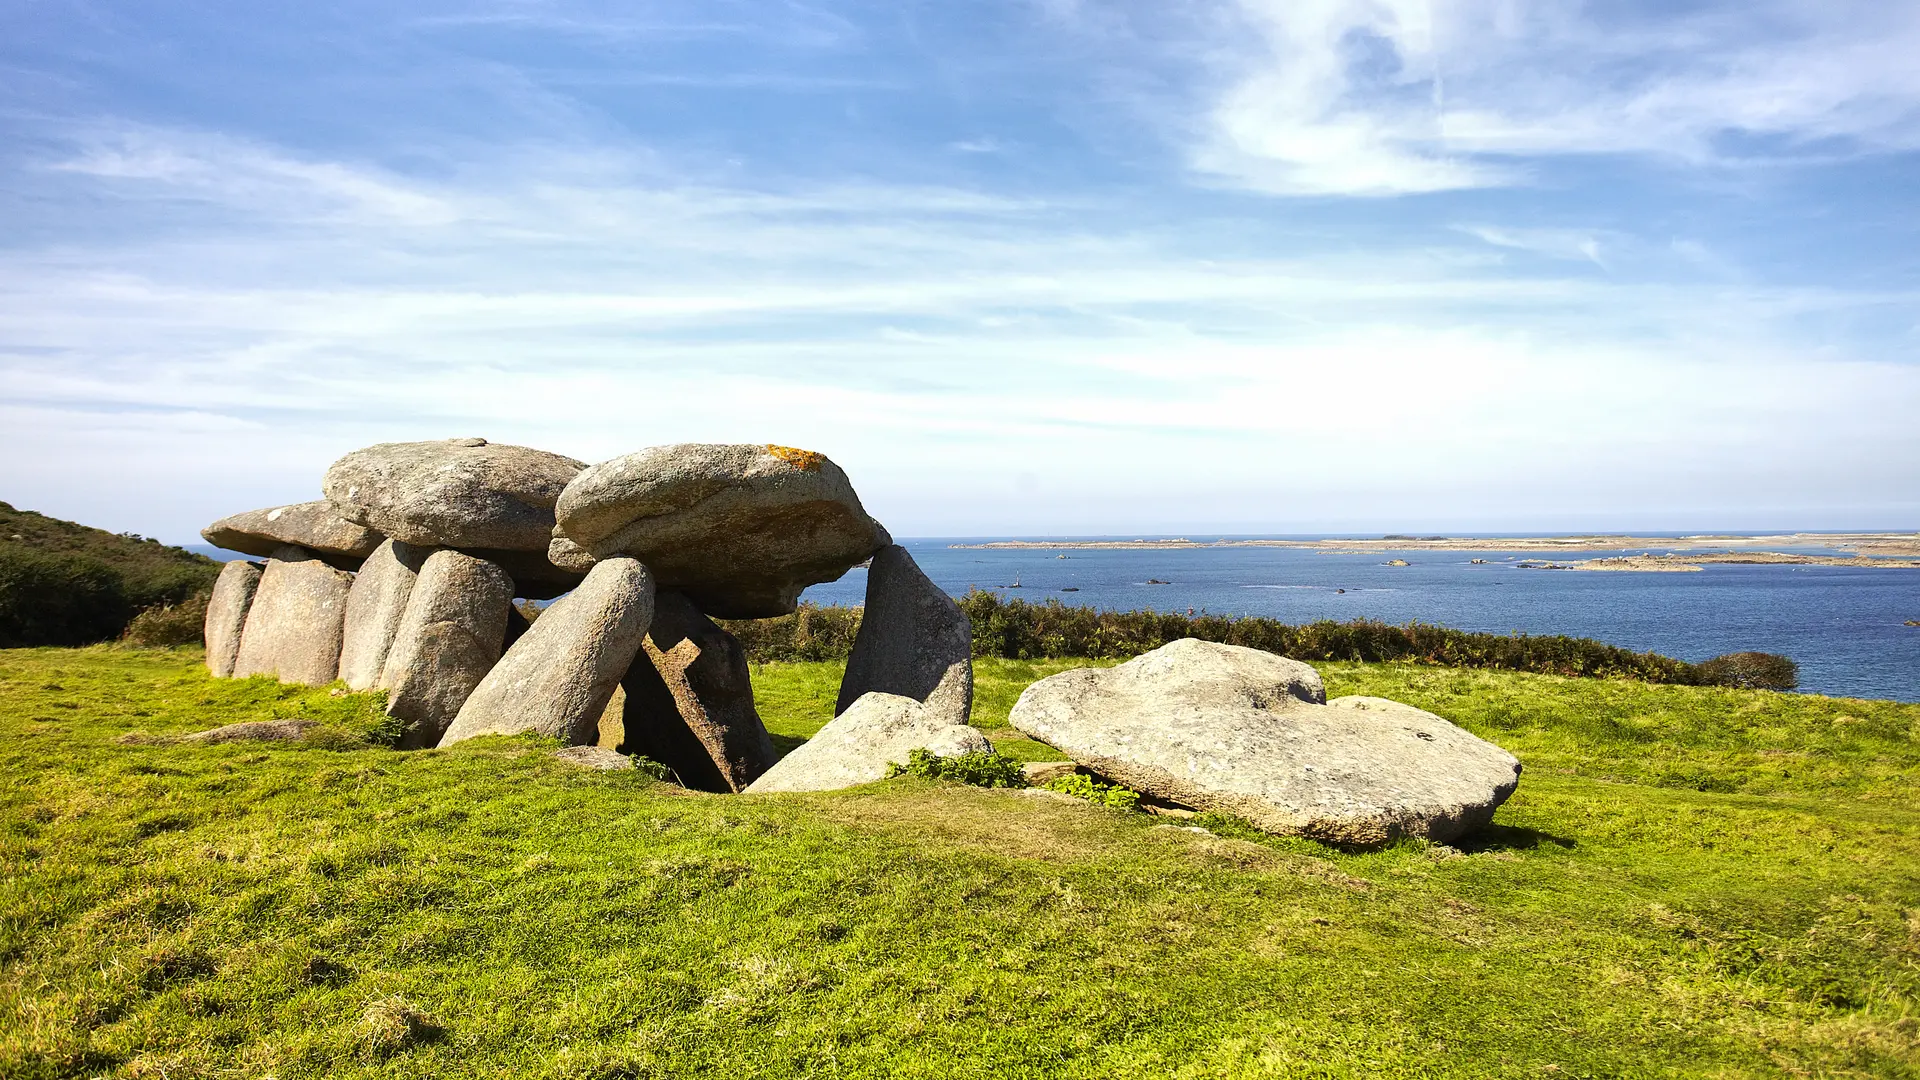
[765,445,826,472]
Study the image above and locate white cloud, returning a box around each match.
[1196,0,1920,196]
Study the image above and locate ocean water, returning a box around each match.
[800,538,1920,703]
[188,537,1920,702]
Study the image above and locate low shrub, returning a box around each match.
[121,591,211,646]
[1044,773,1142,811]
[886,746,1027,788]
[723,602,863,663]
[1694,652,1798,691]
[0,547,132,647]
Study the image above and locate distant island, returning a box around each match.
[949,532,1920,570]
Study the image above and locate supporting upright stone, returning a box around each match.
[836,545,973,725]
[203,560,264,678]
[337,539,429,691]
[618,591,778,792]
[381,550,514,750]
[439,558,656,747]
[231,545,354,686]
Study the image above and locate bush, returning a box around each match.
[1694,652,1798,691]
[121,591,211,646]
[1044,773,1142,811]
[886,747,1027,788]
[0,547,132,647]
[721,602,864,663]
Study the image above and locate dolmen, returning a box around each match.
[200,438,973,793]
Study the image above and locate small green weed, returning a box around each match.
[885,747,1027,788]
[1044,772,1142,811]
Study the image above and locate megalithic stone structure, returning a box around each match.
[231,545,353,686]
[381,550,514,749]
[836,545,974,726]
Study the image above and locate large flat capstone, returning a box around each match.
[202,502,383,570]
[324,437,585,553]
[550,443,889,618]
[439,557,655,747]
[202,560,263,678]
[231,546,354,686]
[836,545,973,726]
[1008,639,1521,845]
[744,692,994,794]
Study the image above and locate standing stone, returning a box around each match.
[1009,639,1521,845]
[618,591,778,792]
[337,539,429,691]
[744,692,994,794]
[836,545,973,725]
[549,443,890,618]
[231,546,354,686]
[381,551,514,750]
[323,437,585,552]
[201,502,383,570]
[439,558,656,747]
[203,560,264,678]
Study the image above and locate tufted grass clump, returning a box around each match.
[885,746,1027,788]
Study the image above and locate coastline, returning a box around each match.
[950,532,1920,560]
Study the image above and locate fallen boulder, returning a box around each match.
[836,545,973,725]
[743,692,993,794]
[553,745,635,771]
[550,443,889,618]
[439,557,655,747]
[381,550,514,749]
[201,502,382,570]
[231,546,354,686]
[617,591,778,792]
[1008,639,1520,845]
[337,539,429,691]
[203,560,263,678]
[324,437,585,553]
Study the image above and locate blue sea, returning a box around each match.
[801,538,1920,703]
[190,535,1920,702]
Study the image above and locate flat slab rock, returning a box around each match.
[744,692,994,794]
[551,443,890,618]
[185,718,319,743]
[1009,639,1521,845]
[324,437,585,553]
[202,502,382,569]
[553,745,635,771]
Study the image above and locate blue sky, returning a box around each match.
[3,0,1918,541]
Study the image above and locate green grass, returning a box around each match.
[4,648,1919,1078]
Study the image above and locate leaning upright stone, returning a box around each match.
[231,546,354,686]
[439,558,655,748]
[550,443,890,618]
[619,591,778,792]
[203,560,264,678]
[202,501,383,571]
[381,550,514,749]
[337,539,429,691]
[836,545,973,725]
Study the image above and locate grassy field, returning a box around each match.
[3,647,1917,1078]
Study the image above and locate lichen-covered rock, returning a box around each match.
[185,718,319,743]
[553,745,634,770]
[203,560,263,678]
[202,502,382,570]
[617,591,777,792]
[550,443,889,618]
[439,558,655,747]
[743,692,993,794]
[231,546,354,686]
[337,539,429,690]
[381,550,514,749]
[1009,639,1520,845]
[836,545,972,725]
[324,437,585,553]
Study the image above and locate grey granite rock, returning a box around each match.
[202,502,382,570]
[324,437,585,552]
[337,539,429,691]
[1008,639,1520,845]
[203,560,263,678]
[836,545,972,725]
[743,692,993,794]
[553,745,635,770]
[617,591,778,792]
[231,546,354,686]
[185,718,319,743]
[550,443,889,618]
[439,557,655,747]
[381,550,514,750]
